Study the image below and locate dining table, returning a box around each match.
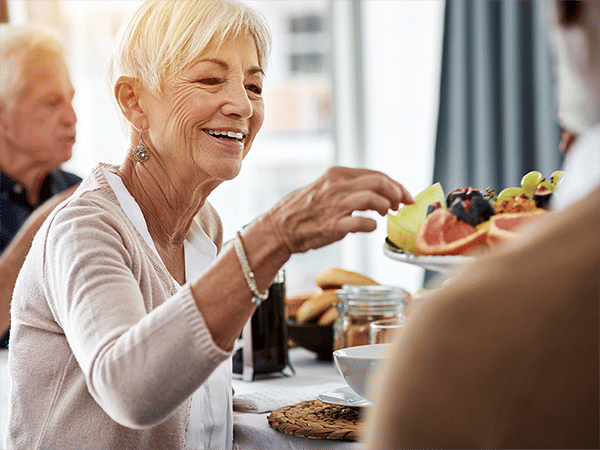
[231,346,365,450]
[0,347,367,449]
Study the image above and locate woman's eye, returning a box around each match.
[197,78,222,86]
[246,84,262,95]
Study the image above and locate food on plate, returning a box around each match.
[494,170,562,213]
[296,290,338,324]
[387,170,561,256]
[497,187,524,201]
[286,267,380,327]
[414,208,489,256]
[285,291,317,320]
[550,170,564,184]
[532,184,554,210]
[387,182,446,254]
[316,306,337,326]
[315,267,379,291]
[445,187,495,226]
[493,193,539,214]
[487,210,548,248]
[520,170,543,196]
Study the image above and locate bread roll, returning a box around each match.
[317,306,337,325]
[315,267,379,291]
[296,290,338,324]
[285,291,316,319]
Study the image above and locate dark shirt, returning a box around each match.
[0,168,81,348]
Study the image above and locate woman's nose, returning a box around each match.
[221,81,253,119]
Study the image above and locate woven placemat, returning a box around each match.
[267,399,362,441]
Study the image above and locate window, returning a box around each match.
[6,0,443,295]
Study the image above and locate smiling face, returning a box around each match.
[1,52,77,169]
[139,33,265,185]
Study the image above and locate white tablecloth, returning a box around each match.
[0,348,365,449]
[232,348,364,450]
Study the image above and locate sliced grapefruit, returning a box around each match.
[487,210,547,248]
[387,182,446,254]
[414,208,488,256]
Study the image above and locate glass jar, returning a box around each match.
[333,285,406,350]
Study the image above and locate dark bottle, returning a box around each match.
[232,269,289,380]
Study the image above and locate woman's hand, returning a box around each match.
[264,166,413,254]
[192,167,411,351]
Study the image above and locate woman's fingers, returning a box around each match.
[266,167,413,254]
[323,167,414,208]
[336,215,378,234]
[335,190,399,217]
[353,173,414,209]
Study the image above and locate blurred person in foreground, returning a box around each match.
[0,25,80,349]
[365,1,599,448]
[4,1,413,449]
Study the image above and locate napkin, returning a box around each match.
[233,382,343,414]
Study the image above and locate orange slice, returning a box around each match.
[414,209,488,256]
[487,210,547,248]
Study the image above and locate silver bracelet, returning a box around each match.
[234,232,269,307]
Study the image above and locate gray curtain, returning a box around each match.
[433,0,563,195]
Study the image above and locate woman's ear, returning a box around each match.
[114,76,148,132]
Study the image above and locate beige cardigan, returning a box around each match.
[5,164,230,450]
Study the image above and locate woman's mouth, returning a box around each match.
[205,129,244,141]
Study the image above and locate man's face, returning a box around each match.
[1,52,76,170]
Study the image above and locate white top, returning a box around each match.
[102,167,232,450]
[552,123,600,211]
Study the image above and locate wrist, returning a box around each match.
[238,216,291,290]
[260,210,295,257]
[234,232,269,306]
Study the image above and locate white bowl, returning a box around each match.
[333,343,392,401]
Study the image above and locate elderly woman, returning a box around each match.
[4,1,412,449]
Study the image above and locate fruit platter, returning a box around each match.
[386,170,563,272]
[383,244,475,272]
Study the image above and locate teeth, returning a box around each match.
[207,130,243,140]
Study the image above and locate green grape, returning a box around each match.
[550,170,564,185]
[537,181,555,193]
[521,170,543,191]
[497,187,523,200]
[521,186,536,197]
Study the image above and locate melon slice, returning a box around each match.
[387,182,446,254]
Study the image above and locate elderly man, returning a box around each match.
[0,25,81,348]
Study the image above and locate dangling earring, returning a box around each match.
[132,131,150,163]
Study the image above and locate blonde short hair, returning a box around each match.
[0,24,67,105]
[105,0,271,96]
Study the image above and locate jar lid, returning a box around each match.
[335,285,406,313]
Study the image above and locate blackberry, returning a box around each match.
[448,196,495,226]
[446,187,483,206]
